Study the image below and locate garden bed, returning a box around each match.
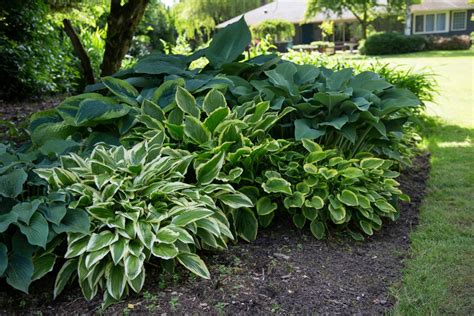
[0,152,429,314]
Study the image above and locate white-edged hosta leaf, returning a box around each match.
[86,231,117,252]
[156,227,180,244]
[216,192,253,209]
[176,86,200,118]
[54,259,78,299]
[32,253,56,281]
[85,248,109,269]
[176,252,210,279]
[152,243,179,259]
[203,88,227,115]
[106,263,127,300]
[124,254,143,280]
[110,239,127,265]
[196,151,225,185]
[171,209,214,227]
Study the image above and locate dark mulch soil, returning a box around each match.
[0,152,430,315]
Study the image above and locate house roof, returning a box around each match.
[411,0,474,12]
[217,0,357,28]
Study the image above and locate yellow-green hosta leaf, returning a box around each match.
[360,158,385,169]
[284,192,305,209]
[319,167,338,180]
[338,190,359,207]
[341,167,364,178]
[375,200,397,213]
[360,220,374,235]
[310,220,326,239]
[302,206,318,221]
[292,213,306,229]
[256,197,277,216]
[301,138,323,153]
[177,252,210,279]
[305,196,325,210]
[329,205,346,223]
[262,177,292,195]
[357,195,371,209]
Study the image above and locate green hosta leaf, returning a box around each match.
[302,206,318,221]
[310,220,326,239]
[0,168,27,198]
[305,196,324,209]
[262,177,292,195]
[32,253,56,281]
[12,200,41,225]
[233,208,258,242]
[128,269,145,293]
[203,89,227,114]
[360,158,385,169]
[124,254,143,280]
[375,200,397,213]
[196,151,225,185]
[284,192,305,209]
[319,167,338,180]
[106,264,127,300]
[54,259,78,299]
[176,86,200,118]
[87,231,117,252]
[292,213,306,229]
[357,195,371,209]
[204,107,230,134]
[295,119,325,140]
[338,190,359,207]
[206,16,251,68]
[184,116,211,144]
[18,212,49,248]
[85,248,109,269]
[152,243,179,259]
[156,228,180,244]
[217,192,253,209]
[256,197,277,216]
[342,167,364,178]
[360,220,373,235]
[329,205,346,223]
[0,243,7,276]
[5,252,33,293]
[301,138,322,153]
[258,212,275,228]
[102,77,139,105]
[172,209,214,226]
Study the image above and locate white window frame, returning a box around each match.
[451,10,467,31]
[413,11,450,34]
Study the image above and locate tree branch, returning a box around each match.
[63,19,95,85]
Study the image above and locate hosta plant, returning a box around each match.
[36,138,252,307]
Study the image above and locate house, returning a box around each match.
[217,0,474,44]
[409,0,474,36]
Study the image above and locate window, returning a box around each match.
[452,11,467,31]
[413,12,448,34]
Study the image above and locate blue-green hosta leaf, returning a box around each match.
[32,253,56,281]
[206,16,251,68]
[338,190,359,206]
[0,168,27,198]
[102,77,139,106]
[295,64,320,85]
[54,259,78,299]
[55,93,103,125]
[262,177,292,195]
[152,243,179,259]
[233,208,258,242]
[30,121,76,146]
[203,89,227,115]
[5,252,33,293]
[265,62,298,95]
[217,192,253,209]
[0,212,18,233]
[326,68,353,91]
[176,86,200,118]
[38,139,80,156]
[256,197,277,216]
[310,220,326,239]
[0,243,7,276]
[52,209,90,234]
[18,212,49,248]
[184,116,211,144]
[106,263,127,300]
[319,115,349,130]
[313,92,350,110]
[40,202,67,226]
[74,98,130,126]
[196,151,225,185]
[11,200,41,225]
[294,119,325,140]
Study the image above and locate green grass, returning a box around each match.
[332,49,474,314]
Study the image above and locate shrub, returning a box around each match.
[251,19,295,43]
[362,32,427,55]
[1,17,425,307]
[426,35,472,50]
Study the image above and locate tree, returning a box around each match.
[172,0,261,41]
[305,0,378,39]
[100,0,150,76]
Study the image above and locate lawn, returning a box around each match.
[340,49,474,314]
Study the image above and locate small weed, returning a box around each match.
[169,296,179,312]
[271,302,282,313]
[214,302,226,315]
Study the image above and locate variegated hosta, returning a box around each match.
[36,138,252,307]
[225,138,409,240]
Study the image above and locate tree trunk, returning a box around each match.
[404,0,412,35]
[100,0,149,77]
[63,19,95,85]
[361,22,368,39]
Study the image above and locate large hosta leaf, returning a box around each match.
[18,212,49,248]
[102,77,139,106]
[177,252,210,279]
[74,99,130,126]
[5,252,33,293]
[0,168,27,198]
